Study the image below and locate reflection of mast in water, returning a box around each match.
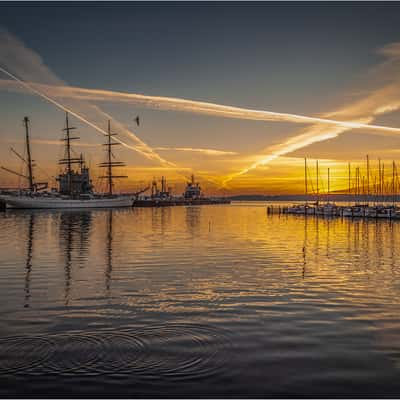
[360,219,370,270]
[302,216,307,278]
[346,218,352,269]
[325,219,330,258]
[314,215,320,262]
[24,213,35,308]
[105,210,113,294]
[374,221,384,265]
[59,212,92,305]
[63,215,73,305]
[390,221,396,274]
[78,212,92,260]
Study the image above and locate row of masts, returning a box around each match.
[2,112,126,196]
[304,156,400,205]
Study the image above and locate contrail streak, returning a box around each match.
[222,42,400,185]
[0,66,175,167]
[2,79,400,134]
[0,68,224,185]
[223,124,349,185]
[2,137,98,147]
[154,146,238,156]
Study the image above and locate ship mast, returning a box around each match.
[107,120,113,194]
[366,154,370,204]
[327,167,330,204]
[316,160,319,205]
[59,112,80,195]
[99,120,127,195]
[348,162,351,199]
[1,116,49,192]
[24,117,34,192]
[393,160,396,207]
[304,158,308,203]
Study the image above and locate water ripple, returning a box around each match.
[0,323,232,380]
[0,336,53,374]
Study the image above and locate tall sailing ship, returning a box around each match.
[0,113,133,208]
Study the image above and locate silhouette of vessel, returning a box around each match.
[0,113,133,208]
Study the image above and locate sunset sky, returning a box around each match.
[2,2,400,195]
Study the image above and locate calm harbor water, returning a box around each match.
[1,202,400,397]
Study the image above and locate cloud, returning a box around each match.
[0,28,173,167]
[3,28,400,190]
[222,43,400,184]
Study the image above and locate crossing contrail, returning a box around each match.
[222,123,352,185]
[3,27,400,191]
[2,78,400,134]
[0,66,175,167]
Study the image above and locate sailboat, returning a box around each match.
[319,167,340,216]
[0,113,133,209]
[287,158,314,215]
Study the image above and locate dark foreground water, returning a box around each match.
[1,202,400,397]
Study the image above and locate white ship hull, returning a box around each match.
[0,195,133,209]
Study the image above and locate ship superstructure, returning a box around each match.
[183,175,202,199]
[133,174,230,207]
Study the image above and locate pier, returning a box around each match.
[271,204,400,219]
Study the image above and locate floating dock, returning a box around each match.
[267,203,400,219]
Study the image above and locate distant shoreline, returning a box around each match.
[228,194,400,202]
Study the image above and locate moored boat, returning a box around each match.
[0,113,133,209]
[133,175,231,207]
[1,193,133,209]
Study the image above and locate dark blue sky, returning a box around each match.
[1,2,400,109]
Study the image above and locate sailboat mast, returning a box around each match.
[23,117,34,192]
[362,175,365,201]
[348,162,351,199]
[355,166,360,204]
[378,158,382,198]
[395,162,399,207]
[327,167,330,203]
[304,158,308,201]
[366,155,370,204]
[316,160,319,204]
[393,160,396,207]
[107,120,113,195]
